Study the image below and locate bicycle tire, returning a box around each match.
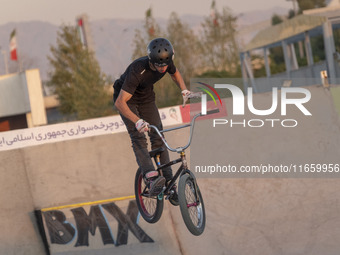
[178,173,206,236]
[134,168,164,223]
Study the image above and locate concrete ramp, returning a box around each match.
[170,178,340,255]
[0,150,45,255]
[0,85,340,254]
[39,199,181,255]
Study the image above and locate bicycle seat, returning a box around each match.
[149,147,165,158]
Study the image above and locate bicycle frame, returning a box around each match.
[149,108,219,153]
[149,108,219,198]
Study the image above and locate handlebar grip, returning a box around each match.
[206,108,220,115]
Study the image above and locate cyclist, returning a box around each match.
[113,38,193,197]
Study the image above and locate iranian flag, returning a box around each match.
[9,29,17,61]
[211,0,218,27]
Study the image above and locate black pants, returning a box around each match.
[119,101,173,181]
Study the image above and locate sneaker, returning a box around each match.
[144,171,166,196]
[168,185,179,206]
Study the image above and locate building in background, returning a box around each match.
[0,15,101,132]
[239,3,340,93]
[0,69,47,131]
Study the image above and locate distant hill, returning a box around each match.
[0,6,288,84]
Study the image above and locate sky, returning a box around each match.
[0,0,293,26]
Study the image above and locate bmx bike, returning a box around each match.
[134,108,219,236]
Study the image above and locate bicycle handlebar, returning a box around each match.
[149,108,220,153]
[205,108,220,115]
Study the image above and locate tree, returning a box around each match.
[48,25,113,120]
[131,3,243,106]
[271,14,283,25]
[132,8,163,60]
[288,9,296,19]
[167,12,201,85]
[131,8,184,107]
[199,1,239,73]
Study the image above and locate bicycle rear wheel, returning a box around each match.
[134,168,164,223]
[178,173,206,236]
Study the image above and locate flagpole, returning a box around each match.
[1,50,9,74]
[9,28,21,73]
[16,29,22,72]
[18,54,23,73]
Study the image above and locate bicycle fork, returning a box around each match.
[179,151,202,205]
[154,150,201,204]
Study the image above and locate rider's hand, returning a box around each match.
[182,89,191,107]
[135,119,149,133]
[182,89,202,107]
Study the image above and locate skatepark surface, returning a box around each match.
[1,85,340,254]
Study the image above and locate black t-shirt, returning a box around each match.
[113,56,177,104]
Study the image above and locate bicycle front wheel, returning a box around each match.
[134,168,164,223]
[178,173,206,236]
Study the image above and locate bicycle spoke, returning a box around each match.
[143,198,156,215]
[138,175,161,217]
[184,180,202,227]
[135,167,164,223]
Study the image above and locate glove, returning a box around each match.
[182,89,202,107]
[135,119,149,133]
[182,89,191,107]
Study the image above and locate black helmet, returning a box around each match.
[147,38,174,66]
